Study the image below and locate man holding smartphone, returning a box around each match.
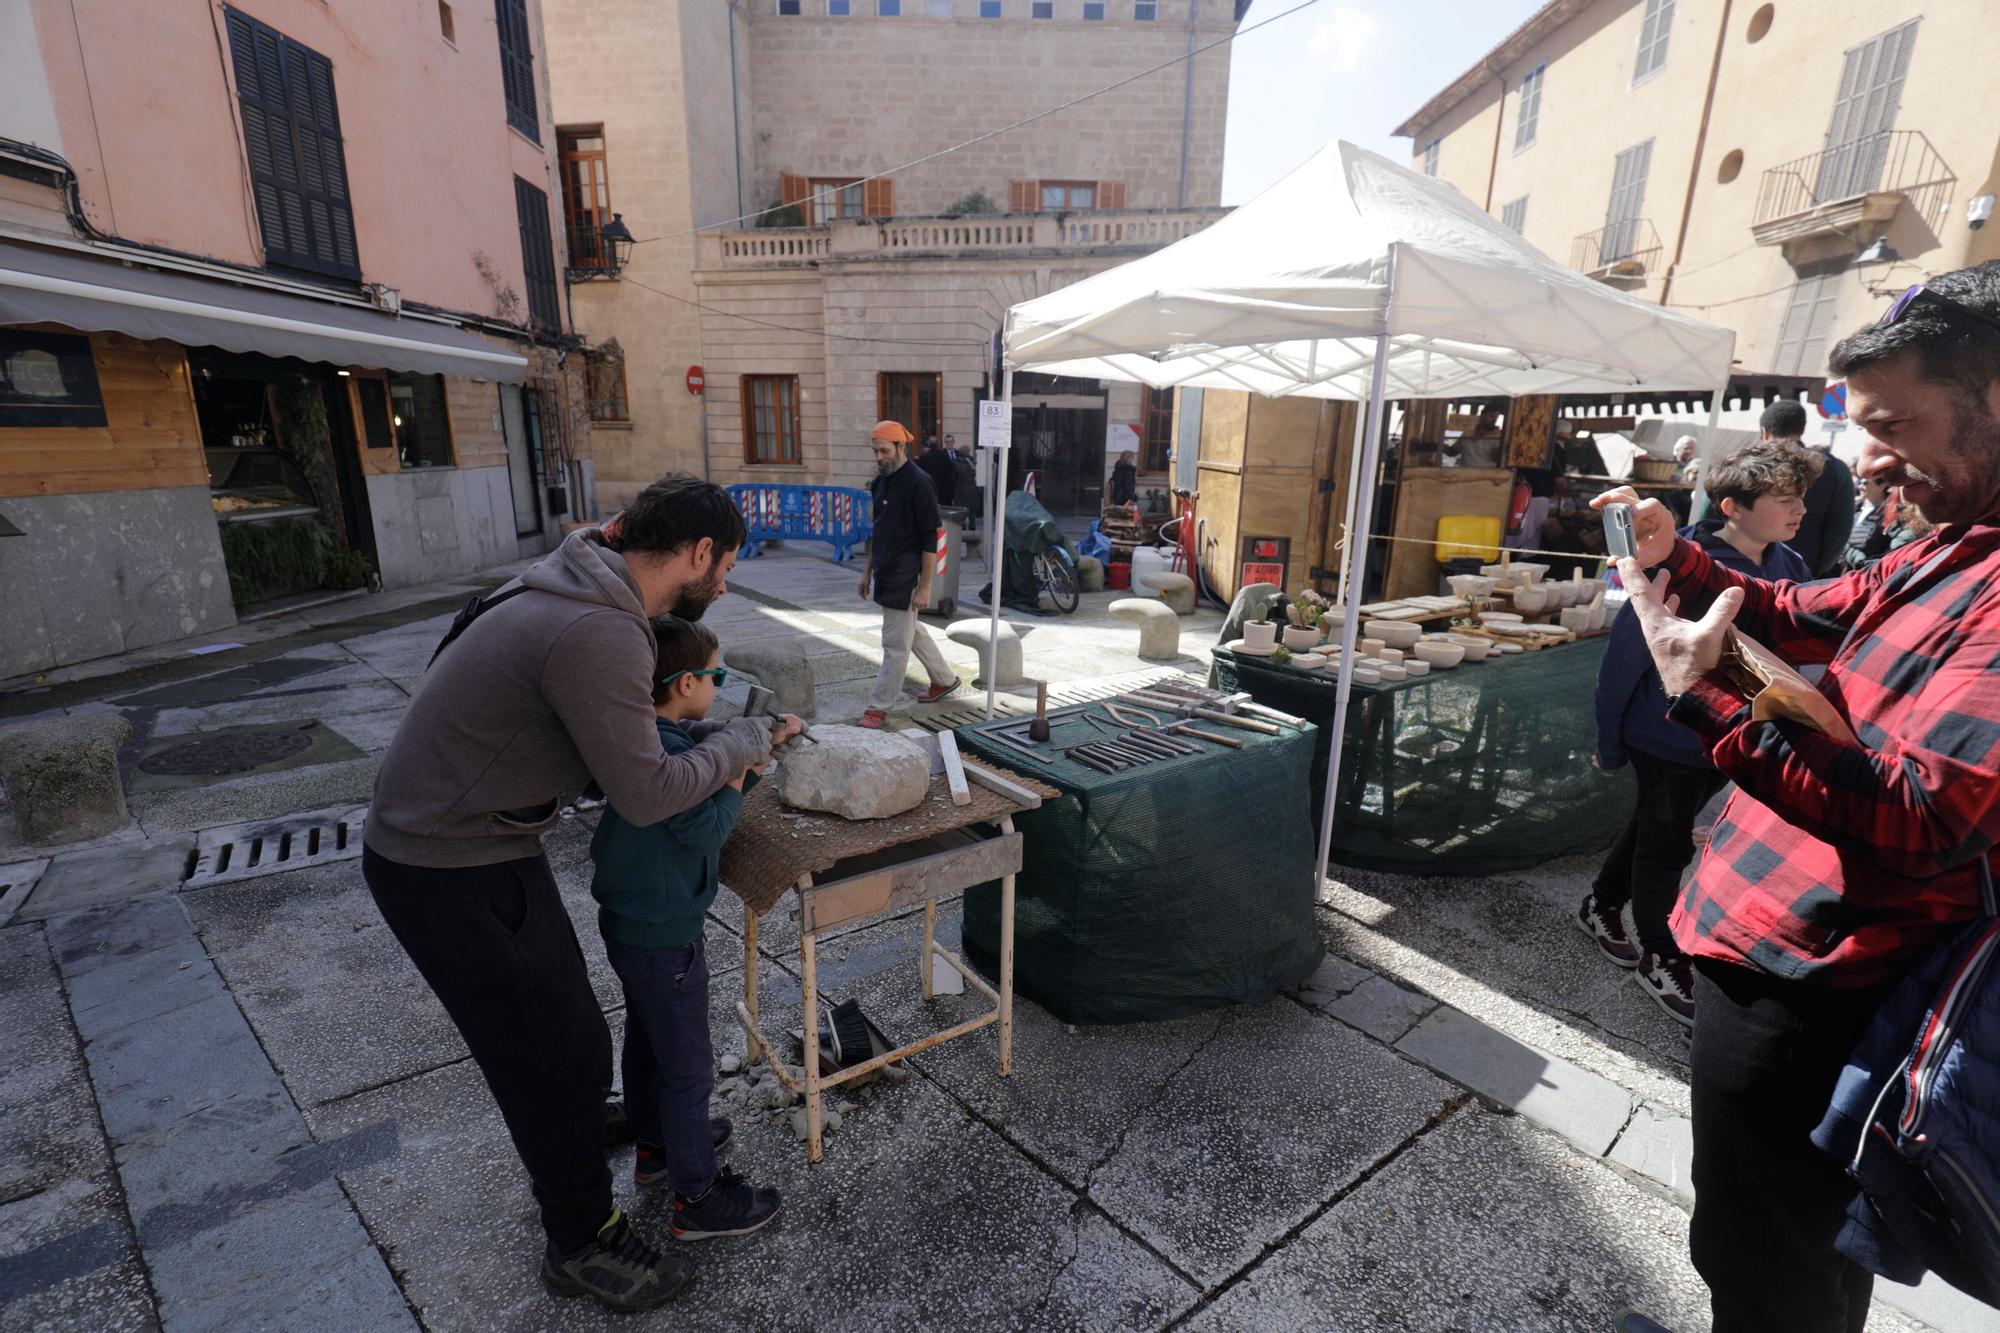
[1592,261,2000,1332]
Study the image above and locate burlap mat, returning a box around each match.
[720,759,1058,916]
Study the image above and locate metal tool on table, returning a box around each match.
[1144,679,1307,731]
[743,683,815,751]
[1117,691,1281,736]
[1029,682,1052,743]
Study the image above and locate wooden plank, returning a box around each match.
[799,832,1024,933]
[959,758,1043,807]
[1382,467,1513,601]
[937,730,972,807]
[0,332,207,499]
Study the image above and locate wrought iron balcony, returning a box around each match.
[566,222,624,280]
[1752,130,1955,251]
[1570,218,1663,283]
[698,208,1228,269]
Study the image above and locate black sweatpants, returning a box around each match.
[363,846,613,1254]
[1593,750,1729,956]
[1689,960,1894,1333]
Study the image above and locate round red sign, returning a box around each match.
[686,366,705,395]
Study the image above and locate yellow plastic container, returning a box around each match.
[1435,513,1503,562]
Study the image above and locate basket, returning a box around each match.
[1632,456,1679,483]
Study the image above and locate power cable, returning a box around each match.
[631,0,1321,245]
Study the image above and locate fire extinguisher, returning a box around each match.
[1506,477,1532,538]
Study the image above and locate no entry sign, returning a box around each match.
[686,366,705,395]
[1818,381,1847,419]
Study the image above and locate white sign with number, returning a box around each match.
[978,400,1012,451]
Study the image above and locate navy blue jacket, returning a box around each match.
[1593,521,1812,770]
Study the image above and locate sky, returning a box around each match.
[1220,0,1544,204]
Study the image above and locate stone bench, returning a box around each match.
[1075,555,1105,593]
[724,641,817,719]
[944,618,1023,687]
[1109,599,1182,661]
[0,713,132,846]
[1135,570,1197,615]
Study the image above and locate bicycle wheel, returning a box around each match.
[1038,549,1081,613]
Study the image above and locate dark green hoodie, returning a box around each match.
[590,717,759,947]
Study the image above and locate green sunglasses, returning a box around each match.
[659,667,729,688]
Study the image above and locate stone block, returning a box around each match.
[1328,973,1437,1043]
[1396,1006,1633,1156]
[944,618,1023,686]
[726,640,817,719]
[1608,1104,1694,1199]
[0,713,131,846]
[1138,570,1197,614]
[1075,555,1105,592]
[777,726,930,820]
[1109,598,1182,660]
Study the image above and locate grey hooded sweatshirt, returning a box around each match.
[363,529,771,869]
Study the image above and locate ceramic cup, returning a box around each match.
[1283,625,1320,653]
[1243,620,1278,650]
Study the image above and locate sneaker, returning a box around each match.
[858,709,887,730]
[1575,894,1642,968]
[918,677,961,704]
[541,1210,692,1313]
[634,1121,734,1186]
[672,1166,782,1241]
[1635,952,1696,1027]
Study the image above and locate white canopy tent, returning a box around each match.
[991,139,1737,889]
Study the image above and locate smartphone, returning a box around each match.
[1603,502,1637,559]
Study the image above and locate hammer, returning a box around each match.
[742,683,815,749]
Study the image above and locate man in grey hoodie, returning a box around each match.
[363,475,798,1312]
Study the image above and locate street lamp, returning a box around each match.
[599,214,635,270]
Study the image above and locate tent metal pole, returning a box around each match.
[1333,393,1369,607]
[985,367,1013,720]
[1316,255,1398,892]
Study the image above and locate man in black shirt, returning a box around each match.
[859,421,960,728]
[1761,400,1853,576]
[915,433,958,506]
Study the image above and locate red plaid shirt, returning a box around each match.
[1661,521,1999,987]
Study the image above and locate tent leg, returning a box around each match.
[985,368,1013,720]
[1316,330,1395,892]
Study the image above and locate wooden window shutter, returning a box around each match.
[780,172,808,207]
[1009,179,1039,212]
[495,0,539,141]
[862,177,894,218]
[225,8,360,280]
[1097,181,1126,211]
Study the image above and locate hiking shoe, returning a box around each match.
[1575,894,1642,968]
[858,709,887,730]
[634,1121,734,1186]
[541,1210,691,1313]
[672,1166,782,1241]
[918,677,961,704]
[1635,952,1696,1027]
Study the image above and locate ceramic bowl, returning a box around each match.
[1560,607,1591,632]
[1445,574,1499,600]
[1509,562,1551,585]
[1243,620,1278,650]
[1414,640,1465,668]
[1403,659,1430,677]
[1364,619,1423,650]
[1444,634,1493,661]
[1283,625,1320,653]
[1511,584,1554,613]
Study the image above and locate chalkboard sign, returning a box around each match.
[0,329,107,428]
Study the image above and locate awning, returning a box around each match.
[0,241,526,383]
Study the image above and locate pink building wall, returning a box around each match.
[28,0,565,325]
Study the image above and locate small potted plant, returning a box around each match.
[1243,617,1279,651]
[1284,590,1329,652]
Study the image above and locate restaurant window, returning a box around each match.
[1422,138,1439,177]
[1501,196,1527,234]
[1141,386,1174,473]
[389,374,453,469]
[514,176,562,331]
[495,0,539,141]
[1083,1,1105,17]
[1515,63,1544,151]
[742,375,802,465]
[224,9,360,281]
[1135,0,1157,16]
[1040,180,1096,210]
[558,127,614,271]
[878,372,942,451]
[1633,0,1674,84]
[807,178,865,224]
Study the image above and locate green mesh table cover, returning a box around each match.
[1212,638,1634,877]
[957,708,1324,1025]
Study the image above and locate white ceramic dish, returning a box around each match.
[1242,620,1278,650]
[1282,625,1321,652]
[1376,663,1407,682]
[1477,611,1524,624]
[1403,659,1431,677]
[1222,639,1280,657]
[1414,641,1465,668]
[1378,646,1405,664]
[1352,668,1381,685]
[1365,619,1423,650]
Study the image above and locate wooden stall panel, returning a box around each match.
[1382,468,1513,600]
[0,330,206,499]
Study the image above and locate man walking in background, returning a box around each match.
[915,430,958,506]
[859,420,959,728]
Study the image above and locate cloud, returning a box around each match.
[1306,4,1380,73]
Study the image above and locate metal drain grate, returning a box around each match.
[141,728,316,776]
[0,859,50,926]
[185,804,367,887]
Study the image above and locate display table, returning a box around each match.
[1213,638,1634,877]
[956,701,1324,1025]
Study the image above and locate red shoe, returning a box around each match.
[859,709,887,729]
[917,678,961,704]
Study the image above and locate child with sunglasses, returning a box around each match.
[590,618,781,1241]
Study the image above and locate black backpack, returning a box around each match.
[428,584,530,667]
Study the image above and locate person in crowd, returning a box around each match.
[1109,448,1139,507]
[947,433,981,526]
[915,429,958,506]
[1763,400,1854,576]
[363,476,799,1313]
[1592,260,2000,1332]
[1583,440,1817,1025]
[1458,408,1504,467]
[1673,434,1701,484]
[1841,475,1929,570]
[590,618,780,1242]
[859,420,959,728]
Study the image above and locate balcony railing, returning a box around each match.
[700,208,1228,269]
[566,223,621,279]
[1753,130,1955,245]
[1570,218,1663,281]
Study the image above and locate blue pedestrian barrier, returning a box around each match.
[727,483,872,562]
